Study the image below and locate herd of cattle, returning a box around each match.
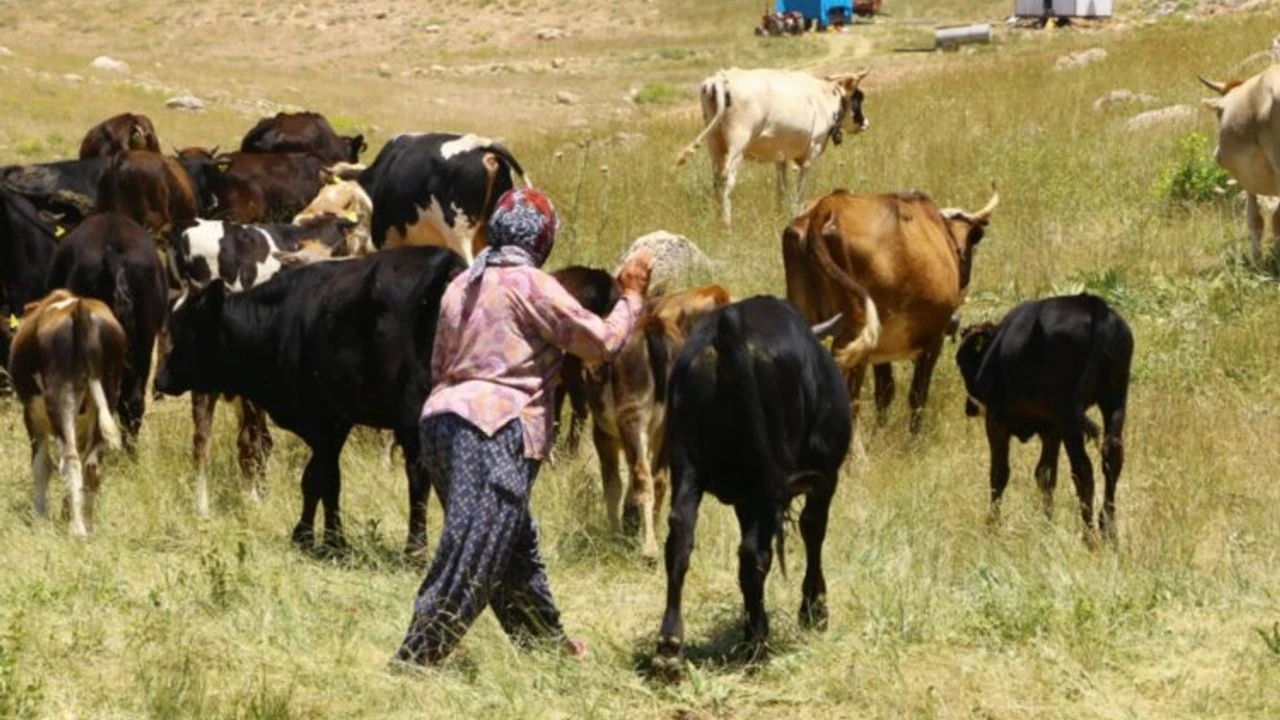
[45,54,1280,663]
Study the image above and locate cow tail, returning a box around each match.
[104,238,134,346]
[807,211,880,371]
[72,300,121,450]
[713,308,791,577]
[675,74,728,168]
[1073,300,1113,446]
[485,142,533,189]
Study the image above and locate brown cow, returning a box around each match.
[240,111,366,165]
[180,148,326,223]
[585,284,732,557]
[783,187,998,442]
[9,289,127,536]
[79,113,160,159]
[95,150,199,254]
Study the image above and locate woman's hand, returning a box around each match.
[617,248,654,297]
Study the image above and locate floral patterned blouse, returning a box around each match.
[422,266,642,459]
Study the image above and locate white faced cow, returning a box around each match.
[1200,66,1280,264]
[676,68,870,227]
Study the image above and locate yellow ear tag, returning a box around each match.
[328,173,341,185]
[343,210,358,222]
[8,314,18,331]
[54,225,66,238]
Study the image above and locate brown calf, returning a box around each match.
[9,290,126,536]
[79,113,160,159]
[585,284,731,557]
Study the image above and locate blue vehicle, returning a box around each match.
[773,0,855,29]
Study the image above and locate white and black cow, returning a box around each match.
[340,132,531,263]
[172,214,372,515]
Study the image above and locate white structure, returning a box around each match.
[1015,0,1112,17]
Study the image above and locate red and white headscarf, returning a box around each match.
[467,188,559,284]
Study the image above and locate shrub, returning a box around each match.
[632,82,681,105]
[1156,132,1233,204]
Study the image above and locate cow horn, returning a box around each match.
[854,68,870,82]
[811,313,843,339]
[1198,75,1228,96]
[969,186,1000,224]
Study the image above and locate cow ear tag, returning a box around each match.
[7,314,18,331]
[821,335,834,351]
[343,210,358,222]
[54,225,66,238]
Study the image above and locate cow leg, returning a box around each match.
[985,415,1012,525]
[872,364,894,426]
[399,424,432,557]
[566,378,590,454]
[1035,433,1061,520]
[1246,193,1264,265]
[654,466,702,671]
[793,156,815,216]
[118,366,147,453]
[292,431,349,550]
[235,398,270,501]
[1270,195,1280,264]
[83,448,103,534]
[318,430,352,550]
[53,396,87,538]
[846,362,869,460]
[719,150,744,227]
[191,392,217,516]
[1062,426,1098,548]
[774,161,789,212]
[591,423,624,533]
[907,339,944,435]
[798,485,834,631]
[32,437,53,519]
[735,502,777,656]
[620,411,659,558]
[1099,405,1127,545]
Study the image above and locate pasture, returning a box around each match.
[2,0,1280,717]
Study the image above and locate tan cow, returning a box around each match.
[585,284,732,558]
[1200,67,1280,264]
[9,290,127,537]
[676,68,870,226]
[783,188,998,442]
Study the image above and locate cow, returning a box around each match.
[292,176,374,254]
[170,214,373,514]
[9,290,127,537]
[585,284,732,559]
[1,158,107,223]
[79,112,161,159]
[340,132,531,263]
[0,188,63,316]
[240,111,366,165]
[549,266,621,455]
[179,148,327,224]
[783,187,999,445]
[155,247,464,554]
[95,150,201,254]
[955,294,1133,547]
[45,213,168,448]
[675,68,870,227]
[1200,67,1280,265]
[652,296,851,673]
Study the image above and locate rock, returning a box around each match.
[0,46,13,58]
[535,27,568,41]
[423,24,442,33]
[613,131,646,145]
[165,95,205,111]
[551,57,567,69]
[1125,104,1194,131]
[555,90,580,105]
[1151,1,1177,16]
[63,73,84,83]
[1053,47,1107,71]
[377,63,392,78]
[90,56,129,72]
[1093,89,1158,111]
[430,64,447,73]
[568,118,590,129]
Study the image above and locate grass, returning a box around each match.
[3,0,1280,718]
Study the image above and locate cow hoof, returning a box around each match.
[621,503,641,536]
[291,524,315,548]
[651,637,684,679]
[799,601,828,631]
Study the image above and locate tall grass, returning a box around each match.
[1,1,1280,718]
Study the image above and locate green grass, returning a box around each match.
[2,0,1280,718]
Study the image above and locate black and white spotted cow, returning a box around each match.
[340,132,531,263]
[171,213,372,515]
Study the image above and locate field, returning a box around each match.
[2,0,1280,718]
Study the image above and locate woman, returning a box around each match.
[395,187,653,665]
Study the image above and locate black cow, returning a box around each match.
[44,213,168,448]
[0,188,63,374]
[1,158,107,223]
[240,111,365,165]
[343,132,529,262]
[653,296,852,672]
[155,247,464,553]
[955,293,1133,546]
[550,265,621,454]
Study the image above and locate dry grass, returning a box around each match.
[2,0,1280,718]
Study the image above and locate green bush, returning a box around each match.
[1157,132,1233,204]
[632,82,681,105]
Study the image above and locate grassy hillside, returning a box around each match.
[2,1,1280,718]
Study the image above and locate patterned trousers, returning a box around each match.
[396,413,564,665]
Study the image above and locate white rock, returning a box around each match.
[90,55,129,72]
[1125,104,1194,131]
[551,57,567,69]
[0,46,13,58]
[1053,47,1107,71]
[63,73,84,83]
[555,90,580,105]
[535,27,568,41]
[1093,89,1158,112]
[165,95,205,111]
[377,63,392,78]
[423,24,442,33]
